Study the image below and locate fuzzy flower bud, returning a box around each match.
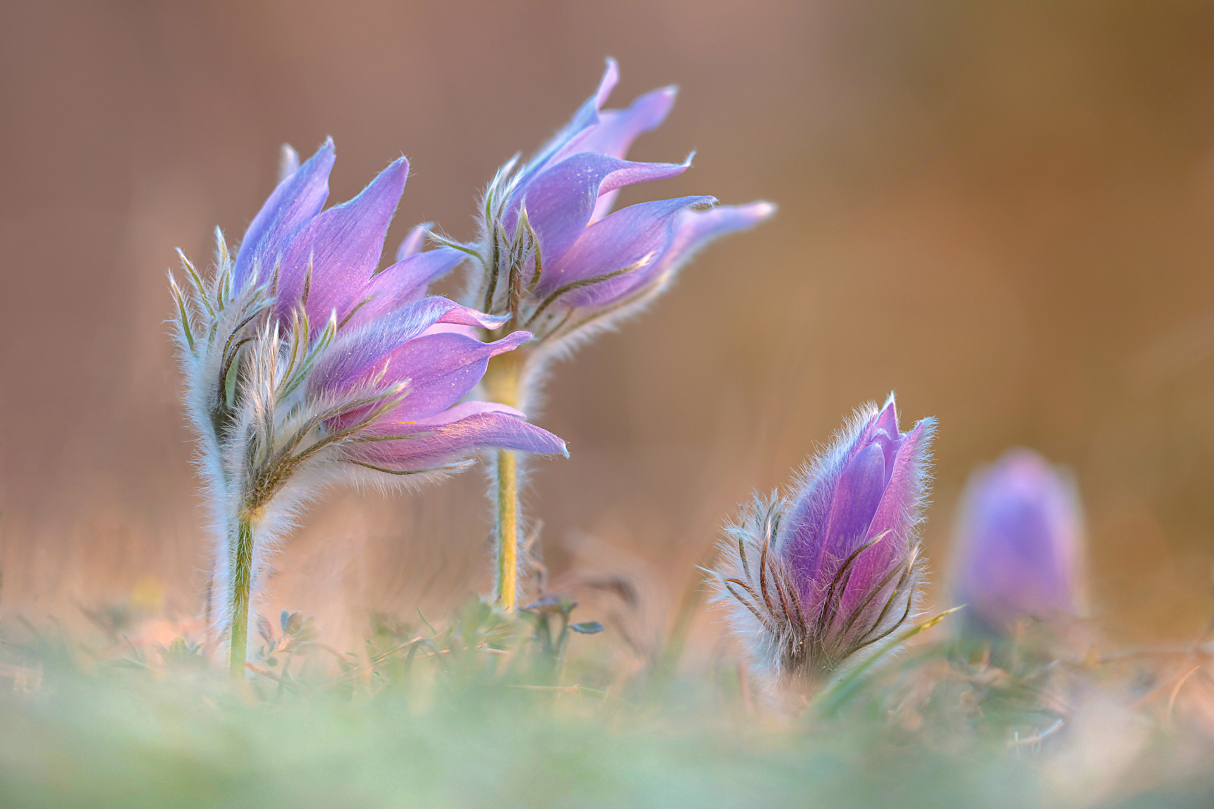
[440,59,775,356]
[711,395,936,685]
[949,449,1085,633]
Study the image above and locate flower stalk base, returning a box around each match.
[228,513,256,679]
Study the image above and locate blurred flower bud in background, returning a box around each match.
[950,449,1086,635]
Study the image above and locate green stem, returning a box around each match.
[483,352,525,611]
[229,513,256,678]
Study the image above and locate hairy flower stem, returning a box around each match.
[228,512,256,678]
[483,351,526,611]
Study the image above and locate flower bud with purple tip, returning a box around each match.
[950,449,1085,634]
[711,395,936,685]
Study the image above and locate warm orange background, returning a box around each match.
[2,1,1213,651]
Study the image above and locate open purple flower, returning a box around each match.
[711,395,936,683]
[442,58,775,351]
[950,449,1085,633]
[176,140,567,480]
[233,139,468,335]
[168,140,565,674]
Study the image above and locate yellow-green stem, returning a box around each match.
[495,449,520,611]
[483,352,524,611]
[228,513,255,678]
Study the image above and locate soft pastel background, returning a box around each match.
[3,1,1213,652]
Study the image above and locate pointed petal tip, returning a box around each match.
[311,137,336,162]
[597,58,620,105]
[911,414,938,438]
[489,330,534,356]
[296,137,337,175]
[387,155,410,179]
[750,200,778,219]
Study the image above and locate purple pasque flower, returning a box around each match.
[171,139,566,490]
[711,395,936,682]
[441,59,775,350]
[950,449,1085,633]
[169,142,567,652]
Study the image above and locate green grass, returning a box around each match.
[1,602,1211,808]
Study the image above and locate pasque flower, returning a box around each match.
[949,449,1085,633]
[169,140,565,675]
[442,58,776,358]
[438,59,775,613]
[712,395,936,684]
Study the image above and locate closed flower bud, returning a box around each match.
[712,395,936,686]
[950,449,1085,633]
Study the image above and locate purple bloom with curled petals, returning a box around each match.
[950,449,1085,633]
[179,140,566,482]
[168,140,565,672]
[442,59,775,358]
[711,394,936,683]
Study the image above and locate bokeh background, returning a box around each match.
[3,0,1214,654]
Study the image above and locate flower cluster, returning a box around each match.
[711,395,936,684]
[172,60,784,674]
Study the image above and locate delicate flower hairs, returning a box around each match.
[169,140,565,676]
[711,395,936,692]
[437,59,776,610]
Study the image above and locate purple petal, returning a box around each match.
[395,223,430,262]
[577,87,679,220]
[309,297,506,396]
[836,417,935,623]
[234,139,336,291]
[648,201,777,280]
[567,86,676,161]
[342,247,467,331]
[865,418,934,556]
[535,195,715,306]
[513,58,620,189]
[349,403,567,471]
[821,443,888,561]
[274,157,408,327]
[357,331,529,424]
[778,402,881,610]
[510,153,692,267]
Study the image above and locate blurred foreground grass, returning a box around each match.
[2,600,1213,808]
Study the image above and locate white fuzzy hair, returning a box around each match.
[706,398,936,693]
